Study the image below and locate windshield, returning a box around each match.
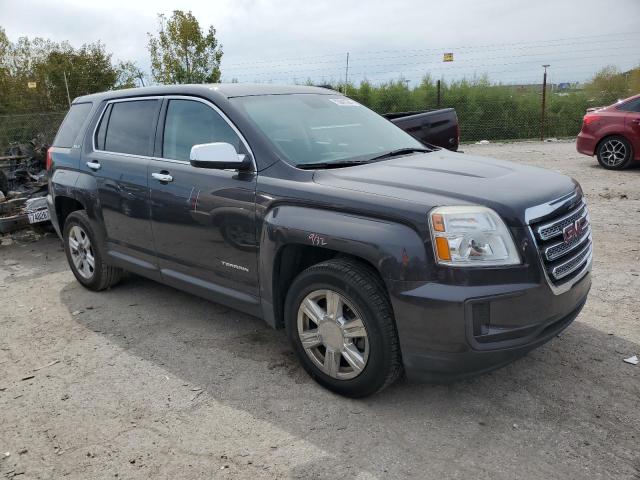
[232,94,426,167]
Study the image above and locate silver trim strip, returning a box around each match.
[524,191,579,225]
[90,95,256,171]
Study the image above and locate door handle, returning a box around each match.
[86,161,101,171]
[632,119,640,125]
[152,172,173,183]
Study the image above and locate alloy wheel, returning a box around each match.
[68,225,95,279]
[601,139,627,167]
[297,289,369,380]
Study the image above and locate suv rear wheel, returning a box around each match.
[63,210,123,291]
[284,258,402,397]
[596,135,633,170]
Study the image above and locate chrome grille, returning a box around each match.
[544,222,590,261]
[536,203,588,241]
[551,242,592,280]
[530,199,592,286]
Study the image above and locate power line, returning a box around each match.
[223,38,640,71]
[225,51,639,81]
[222,30,640,68]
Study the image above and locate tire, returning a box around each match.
[284,258,402,397]
[63,210,123,291]
[596,135,634,170]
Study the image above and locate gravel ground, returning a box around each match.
[1,140,639,480]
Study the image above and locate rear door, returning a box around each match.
[147,97,259,309]
[621,98,640,157]
[85,98,161,277]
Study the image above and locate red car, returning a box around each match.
[577,93,640,170]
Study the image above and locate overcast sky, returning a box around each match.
[1,0,639,85]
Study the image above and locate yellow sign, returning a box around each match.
[443,53,454,62]
[27,81,37,89]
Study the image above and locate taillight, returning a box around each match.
[46,147,53,171]
[583,114,599,127]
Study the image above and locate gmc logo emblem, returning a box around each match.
[562,217,587,244]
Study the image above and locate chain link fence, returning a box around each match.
[0,88,585,149]
[341,81,590,142]
[0,111,67,149]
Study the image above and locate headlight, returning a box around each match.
[429,206,520,267]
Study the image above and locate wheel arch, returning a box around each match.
[50,169,105,240]
[259,205,428,329]
[54,196,85,231]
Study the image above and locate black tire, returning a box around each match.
[63,210,123,291]
[284,258,402,397]
[596,135,634,170]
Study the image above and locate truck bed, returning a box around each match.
[385,108,459,151]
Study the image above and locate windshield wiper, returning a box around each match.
[366,147,433,163]
[296,147,434,170]
[296,160,373,170]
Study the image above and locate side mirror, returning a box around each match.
[189,142,252,170]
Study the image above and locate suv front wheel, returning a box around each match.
[63,210,123,291]
[284,259,402,397]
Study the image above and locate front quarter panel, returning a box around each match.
[259,205,429,326]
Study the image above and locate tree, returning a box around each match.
[626,66,640,95]
[147,10,223,84]
[115,61,145,89]
[583,66,630,105]
[0,28,142,113]
[37,42,120,108]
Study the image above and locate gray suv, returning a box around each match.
[47,84,592,397]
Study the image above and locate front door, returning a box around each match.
[148,97,259,309]
[85,98,161,278]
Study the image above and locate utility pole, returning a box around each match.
[540,64,550,141]
[63,70,71,107]
[344,52,350,94]
[437,79,442,108]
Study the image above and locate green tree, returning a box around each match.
[115,60,145,89]
[584,66,629,105]
[147,10,223,84]
[625,66,640,95]
[0,28,142,113]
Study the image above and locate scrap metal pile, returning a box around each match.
[0,136,51,234]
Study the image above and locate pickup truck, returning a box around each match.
[385,108,459,151]
[47,84,592,397]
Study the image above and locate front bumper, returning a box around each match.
[388,266,591,383]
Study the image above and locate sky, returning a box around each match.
[1,0,639,86]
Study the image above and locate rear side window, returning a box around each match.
[94,104,112,150]
[618,98,640,113]
[101,100,159,156]
[162,99,242,161]
[53,103,92,148]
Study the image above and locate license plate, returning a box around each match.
[27,208,50,224]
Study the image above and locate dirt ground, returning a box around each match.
[1,140,639,480]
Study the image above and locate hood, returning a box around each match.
[312,149,578,226]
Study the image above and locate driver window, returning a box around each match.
[162,99,242,161]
